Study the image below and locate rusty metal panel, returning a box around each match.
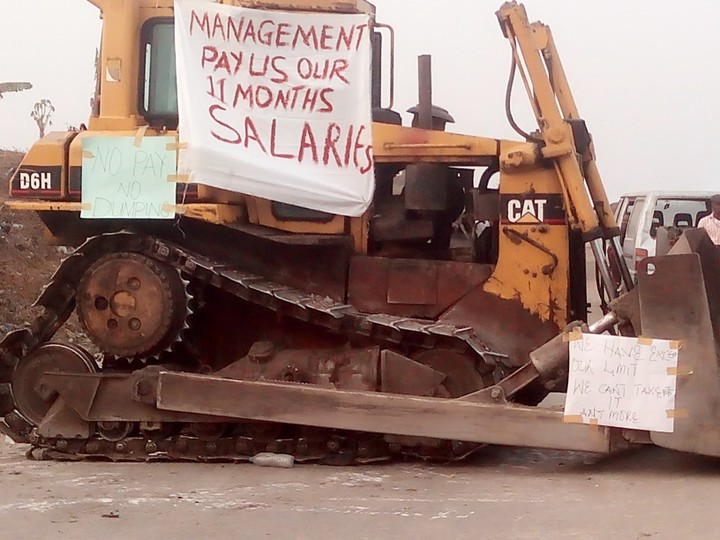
[379,350,445,397]
[639,247,720,457]
[387,260,438,305]
[440,288,559,369]
[349,257,492,318]
[370,201,435,242]
[156,372,616,453]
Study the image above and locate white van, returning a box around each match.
[614,191,715,280]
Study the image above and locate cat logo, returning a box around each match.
[507,198,547,224]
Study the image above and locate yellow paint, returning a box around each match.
[373,123,500,166]
[6,201,89,212]
[176,203,246,224]
[250,198,347,234]
[496,2,618,237]
[483,144,570,327]
[9,132,76,198]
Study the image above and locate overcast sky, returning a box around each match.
[1,0,719,200]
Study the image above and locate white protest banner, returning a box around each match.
[564,334,681,433]
[81,136,177,220]
[174,0,374,217]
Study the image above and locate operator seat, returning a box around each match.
[673,213,693,228]
[652,210,664,227]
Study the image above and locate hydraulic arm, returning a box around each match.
[496,2,634,297]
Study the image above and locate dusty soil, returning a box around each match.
[0,149,84,341]
[1,436,719,540]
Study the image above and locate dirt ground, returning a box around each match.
[0,150,85,342]
[0,149,49,331]
[1,436,719,540]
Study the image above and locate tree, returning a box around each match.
[31,99,55,138]
[0,82,32,100]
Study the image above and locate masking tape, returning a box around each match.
[82,151,94,159]
[666,409,690,420]
[670,340,683,350]
[166,142,188,151]
[134,126,148,148]
[667,366,694,376]
[563,329,583,343]
[79,203,91,211]
[563,415,585,424]
[161,204,187,215]
[637,337,654,346]
[168,175,191,184]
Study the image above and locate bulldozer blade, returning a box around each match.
[638,232,720,456]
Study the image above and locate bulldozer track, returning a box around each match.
[0,231,503,463]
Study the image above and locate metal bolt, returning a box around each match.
[107,319,118,330]
[129,318,142,331]
[135,380,153,397]
[94,296,109,311]
[128,278,141,291]
[490,387,502,400]
[327,440,341,452]
[206,442,218,455]
[547,126,565,144]
[27,431,40,445]
[56,439,68,452]
[4,412,21,429]
[145,441,158,454]
[115,442,126,453]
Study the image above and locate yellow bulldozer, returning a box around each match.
[1,0,717,463]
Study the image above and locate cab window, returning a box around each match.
[140,18,178,127]
[622,196,645,254]
[654,198,711,229]
[617,197,637,243]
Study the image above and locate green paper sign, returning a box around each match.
[81,136,177,220]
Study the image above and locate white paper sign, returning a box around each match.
[564,334,680,433]
[174,0,375,217]
[81,136,177,220]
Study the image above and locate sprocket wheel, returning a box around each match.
[76,252,189,359]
